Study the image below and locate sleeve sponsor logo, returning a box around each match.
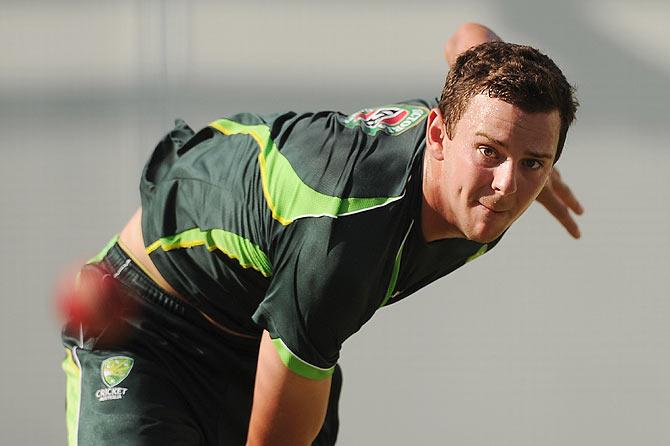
[341,104,428,136]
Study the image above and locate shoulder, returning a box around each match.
[338,99,431,137]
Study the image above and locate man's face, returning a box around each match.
[423,94,561,243]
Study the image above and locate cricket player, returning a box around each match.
[60,23,582,445]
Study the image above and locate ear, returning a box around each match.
[426,108,448,161]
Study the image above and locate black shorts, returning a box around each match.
[61,242,342,445]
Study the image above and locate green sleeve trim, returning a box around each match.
[271,337,336,380]
[146,227,272,277]
[87,234,119,264]
[62,347,81,446]
[209,119,403,225]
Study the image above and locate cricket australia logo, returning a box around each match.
[95,356,133,402]
[342,104,428,136]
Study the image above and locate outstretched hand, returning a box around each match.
[536,168,584,238]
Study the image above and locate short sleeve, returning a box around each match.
[251,217,398,380]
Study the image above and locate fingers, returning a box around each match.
[550,170,584,215]
[537,187,581,239]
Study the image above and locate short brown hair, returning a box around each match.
[438,41,578,162]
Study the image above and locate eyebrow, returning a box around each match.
[475,131,554,160]
[476,131,507,148]
[525,151,555,160]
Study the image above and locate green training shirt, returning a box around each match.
[139,100,502,380]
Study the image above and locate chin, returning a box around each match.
[463,223,508,243]
[465,233,499,244]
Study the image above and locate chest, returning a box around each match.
[380,222,490,307]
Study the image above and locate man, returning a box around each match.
[61,23,581,445]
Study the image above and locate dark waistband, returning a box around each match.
[102,243,189,316]
[100,242,261,348]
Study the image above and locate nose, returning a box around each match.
[491,161,517,195]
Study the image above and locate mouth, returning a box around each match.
[477,202,509,214]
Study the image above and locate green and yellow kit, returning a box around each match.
[141,99,501,379]
[62,99,502,445]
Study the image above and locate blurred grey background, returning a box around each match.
[2,0,669,444]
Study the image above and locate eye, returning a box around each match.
[478,146,498,159]
[522,159,544,170]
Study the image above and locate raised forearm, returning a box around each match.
[444,22,502,66]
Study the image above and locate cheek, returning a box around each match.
[445,154,490,201]
[532,171,552,194]
[467,168,494,195]
[518,175,548,205]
